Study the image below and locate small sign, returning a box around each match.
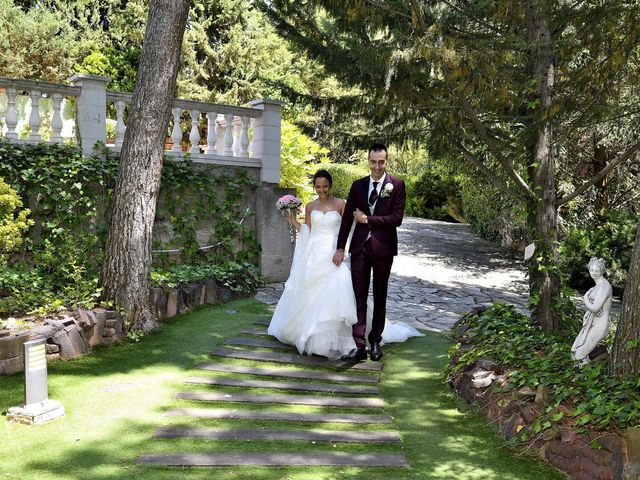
[524,242,536,261]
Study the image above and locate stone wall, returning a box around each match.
[450,355,640,480]
[0,276,232,375]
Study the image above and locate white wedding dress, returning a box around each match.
[268,209,423,359]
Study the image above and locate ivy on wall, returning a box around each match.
[0,141,260,316]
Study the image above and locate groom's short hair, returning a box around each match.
[368,143,388,158]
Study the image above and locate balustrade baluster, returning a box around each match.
[50,94,64,143]
[224,113,234,156]
[28,90,41,142]
[205,112,217,155]
[216,114,225,155]
[240,115,250,157]
[114,101,126,148]
[189,110,200,154]
[4,88,18,139]
[171,107,182,152]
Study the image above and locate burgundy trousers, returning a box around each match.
[350,241,394,349]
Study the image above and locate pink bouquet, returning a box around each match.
[276,194,302,243]
[276,194,302,211]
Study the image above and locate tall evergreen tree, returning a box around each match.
[258,0,640,332]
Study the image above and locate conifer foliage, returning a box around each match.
[258,0,640,333]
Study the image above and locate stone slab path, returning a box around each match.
[139,328,408,469]
[256,217,530,332]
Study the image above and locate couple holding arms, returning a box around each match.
[268,143,422,361]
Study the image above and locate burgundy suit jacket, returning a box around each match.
[337,174,406,256]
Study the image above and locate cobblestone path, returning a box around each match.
[257,217,530,331]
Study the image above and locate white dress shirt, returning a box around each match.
[368,173,386,213]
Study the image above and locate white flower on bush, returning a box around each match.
[380,183,394,198]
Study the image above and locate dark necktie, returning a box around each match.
[369,181,379,205]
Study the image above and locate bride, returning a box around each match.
[268,169,422,359]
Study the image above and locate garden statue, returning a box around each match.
[571,257,613,365]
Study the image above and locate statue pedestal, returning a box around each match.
[7,399,65,425]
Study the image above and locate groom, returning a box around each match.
[333,143,406,361]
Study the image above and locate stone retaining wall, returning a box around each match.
[0,276,232,375]
[450,358,640,480]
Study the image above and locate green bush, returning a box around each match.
[402,168,464,222]
[460,178,528,245]
[559,209,638,295]
[449,303,640,432]
[323,163,369,199]
[151,261,263,294]
[0,177,32,263]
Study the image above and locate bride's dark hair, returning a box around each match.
[313,169,333,186]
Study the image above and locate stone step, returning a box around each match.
[196,363,380,384]
[209,347,383,372]
[176,391,385,408]
[254,320,270,326]
[165,407,393,424]
[138,452,409,467]
[184,376,380,395]
[224,337,297,351]
[240,328,270,336]
[155,427,400,443]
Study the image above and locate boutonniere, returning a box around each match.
[380,183,393,198]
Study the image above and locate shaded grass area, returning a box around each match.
[0,298,564,480]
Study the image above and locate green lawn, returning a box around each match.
[0,298,565,480]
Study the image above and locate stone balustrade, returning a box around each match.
[0,74,281,183]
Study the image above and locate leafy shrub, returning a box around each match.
[278,122,329,203]
[323,163,369,199]
[460,178,528,246]
[402,168,464,222]
[559,209,638,295]
[0,177,32,262]
[152,261,263,294]
[449,304,640,432]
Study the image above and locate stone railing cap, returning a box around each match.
[67,73,112,84]
[248,98,285,107]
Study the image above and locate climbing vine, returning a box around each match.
[0,141,261,316]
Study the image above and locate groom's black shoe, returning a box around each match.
[370,342,384,361]
[341,348,367,362]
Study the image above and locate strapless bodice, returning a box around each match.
[310,210,341,234]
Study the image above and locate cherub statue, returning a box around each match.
[571,257,612,365]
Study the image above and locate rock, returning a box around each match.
[475,358,503,373]
[0,330,10,337]
[0,355,25,375]
[105,318,123,337]
[77,309,97,328]
[623,461,640,480]
[59,316,76,326]
[471,368,496,388]
[166,290,179,317]
[217,285,234,303]
[85,310,106,347]
[203,278,218,304]
[515,386,537,399]
[502,400,522,416]
[535,384,552,406]
[64,325,88,355]
[4,317,17,329]
[51,330,75,360]
[626,427,640,463]
[149,287,168,320]
[103,327,116,338]
[46,353,61,362]
[501,413,525,440]
[0,333,30,360]
[560,427,578,443]
[45,343,59,354]
[101,336,119,346]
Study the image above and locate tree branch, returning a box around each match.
[457,95,537,200]
[454,140,528,200]
[557,143,640,206]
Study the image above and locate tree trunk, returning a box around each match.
[100,0,190,332]
[526,0,561,333]
[609,223,640,377]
